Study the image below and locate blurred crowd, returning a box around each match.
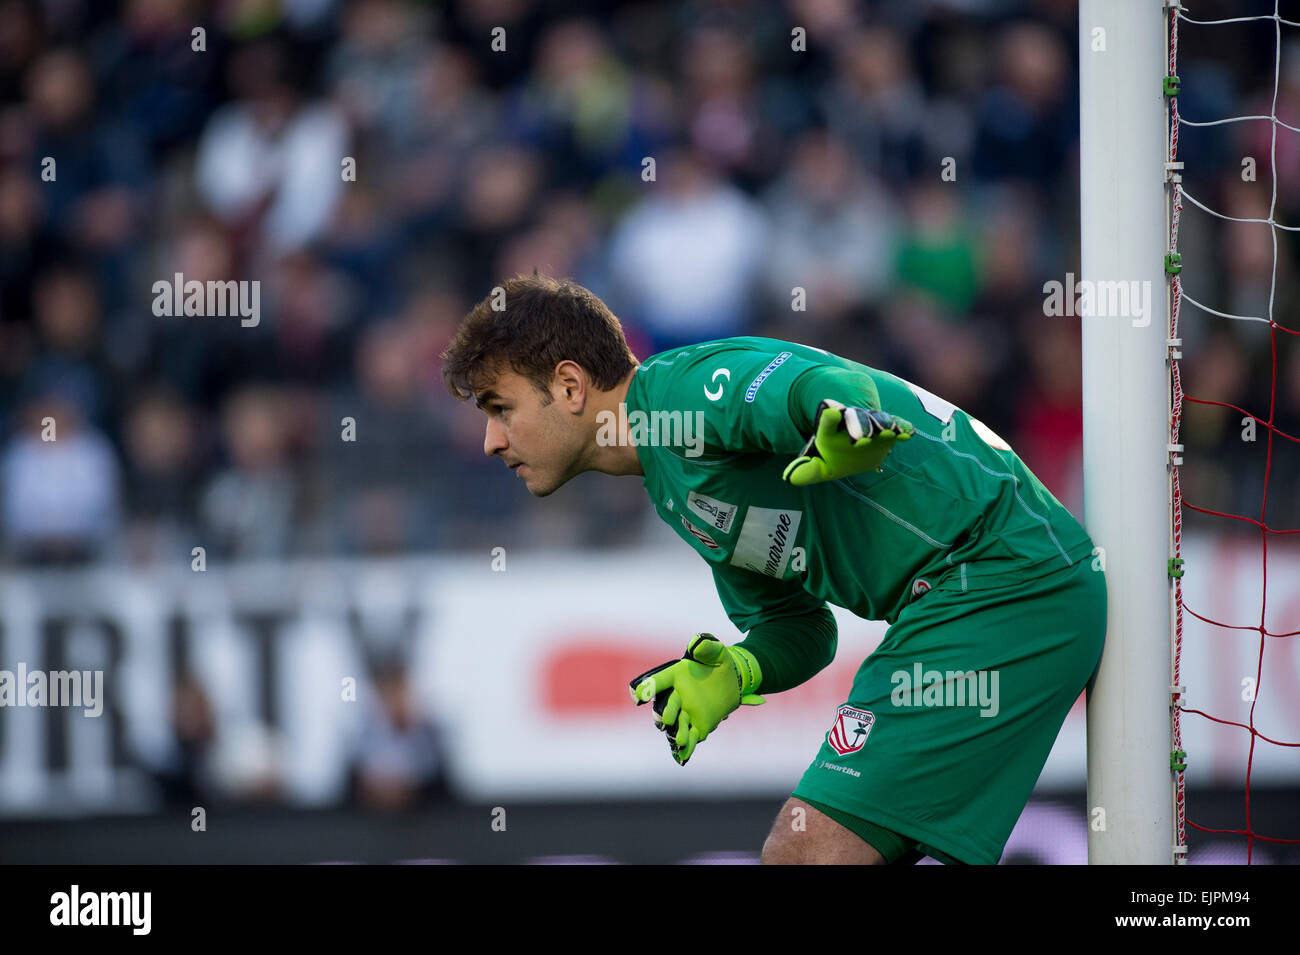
[152,663,453,813]
[1,0,1298,569]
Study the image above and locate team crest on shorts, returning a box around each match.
[827,705,875,756]
[911,578,931,597]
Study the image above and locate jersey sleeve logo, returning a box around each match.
[704,368,730,401]
[744,351,792,402]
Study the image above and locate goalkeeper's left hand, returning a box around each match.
[782,399,914,487]
[628,634,764,765]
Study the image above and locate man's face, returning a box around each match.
[475,368,587,497]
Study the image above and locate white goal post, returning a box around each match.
[1079,0,1176,864]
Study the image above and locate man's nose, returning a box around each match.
[484,417,507,457]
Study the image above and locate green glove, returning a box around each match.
[782,399,914,486]
[628,634,764,765]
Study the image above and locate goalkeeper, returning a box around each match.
[442,276,1107,866]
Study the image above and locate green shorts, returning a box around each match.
[792,555,1107,864]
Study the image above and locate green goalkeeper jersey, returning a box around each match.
[623,336,1096,631]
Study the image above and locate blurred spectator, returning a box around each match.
[679,25,773,183]
[970,21,1073,186]
[1,389,120,564]
[893,181,981,313]
[257,249,358,386]
[25,47,146,257]
[99,0,223,157]
[384,44,498,233]
[0,162,46,323]
[514,18,638,189]
[199,386,296,559]
[151,672,218,807]
[823,26,928,184]
[24,265,115,428]
[349,662,451,811]
[148,672,287,807]
[761,129,899,323]
[0,0,41,106]
[607,149,767,352]
[326,0,433,149]
[319,319,449,553]
[207,720,286,804]
[449,143,545,293]
[438,0,547,93]
[194,40,348,259]
[121,386,202,563]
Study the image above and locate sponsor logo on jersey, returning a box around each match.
[686,491,736,534]
[828,705,875,756]
[681,516,719,549]
[744,351,792,402]
[704,367,730,401]
[729,506,801,577]
[911,578,931,597]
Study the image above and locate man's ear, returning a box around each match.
[552,360,587,411]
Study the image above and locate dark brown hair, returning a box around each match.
[442,273,637,402]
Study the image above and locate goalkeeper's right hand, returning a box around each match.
[628,634,764,765]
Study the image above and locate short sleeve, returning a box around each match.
[666,346,825,456]
[785,364,883,434]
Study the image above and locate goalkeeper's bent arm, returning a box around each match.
[737,606,838,694]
